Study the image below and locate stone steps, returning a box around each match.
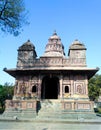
[37,99,98,120]
[37,99,63,119]
[37,112,98,120]
[2,108,36,118]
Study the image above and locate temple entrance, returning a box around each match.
[41,76,59,99]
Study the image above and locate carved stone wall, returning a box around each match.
[17,57,86,68]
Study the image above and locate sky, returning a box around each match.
[0,0,101,85]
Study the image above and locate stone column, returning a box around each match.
[17,81,20,94]
[85,75,88,96]
[70,74,74,96]
[14,80,17,95]
[38,75,42,99]
[59,75,63,99]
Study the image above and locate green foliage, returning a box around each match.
[0,83,14,110]
[98,107,101,114]
[88,74,101,101]
[0,0,28,36]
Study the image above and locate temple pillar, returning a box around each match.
[85,75,88,96]
[70,75,74,96]
[37,75,42,99]
[59,75,63,99]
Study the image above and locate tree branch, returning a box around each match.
[0,0,8,19]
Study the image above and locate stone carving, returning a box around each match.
[77,85,82,94]
[74,82,84,95]
[65,103,71,110]
[43,32,65,57]
[78,103,90,110]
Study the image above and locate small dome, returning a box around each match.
[69,39,86,50]
[18,40,35,51]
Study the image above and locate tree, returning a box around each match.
[0,0,28,36]
[0,83,14,110]
[88,74,101,101]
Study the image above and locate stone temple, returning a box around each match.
[3,32,99,119]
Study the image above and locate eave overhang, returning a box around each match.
[3,67,99,80]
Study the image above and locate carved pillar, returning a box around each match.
[85,76,88,96]
[70,74,74,96]
[17,81,20,95]
[59,75,63,99]
[14,80,17,95]
[38,75,42,99]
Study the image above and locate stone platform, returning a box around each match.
[0,99,101,130]
[1,99,100,121]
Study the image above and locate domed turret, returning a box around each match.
[43,31,65,57]
[17,40,37,68]
[68,39,86,57]
[18,40,36,51]
[69,39,86,50]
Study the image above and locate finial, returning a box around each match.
[75,39,78,41]
[53,30,57,36]
[27,39,30,42]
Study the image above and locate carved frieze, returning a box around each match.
[77,103,91,110]
[17,57,86,68]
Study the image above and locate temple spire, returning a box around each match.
[43,31,65,57]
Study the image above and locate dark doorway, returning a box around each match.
[41,76,59,99]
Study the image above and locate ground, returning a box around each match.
[0,120,101,130]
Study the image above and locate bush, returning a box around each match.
[0,107,5,114]
[98,107,101,114]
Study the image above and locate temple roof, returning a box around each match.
[18,40,35,51]
[42,31,65,57]
[4,67,99,80]
[69,39,86,50]
[3,32,99,81]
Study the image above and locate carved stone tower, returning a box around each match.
[17,40,37,68]
[43,31,65,57]
[68,39,86,66]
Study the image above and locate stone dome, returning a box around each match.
[69,39,86,50]
[18,40,37,58]
[18,40,35,51]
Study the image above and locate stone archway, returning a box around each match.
[41,76,59,99]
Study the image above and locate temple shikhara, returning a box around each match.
[3,32,99,119]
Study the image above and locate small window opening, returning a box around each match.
[65,86,69,93]
[32,85,37,93]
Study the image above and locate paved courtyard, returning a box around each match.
[0,121,101,130]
